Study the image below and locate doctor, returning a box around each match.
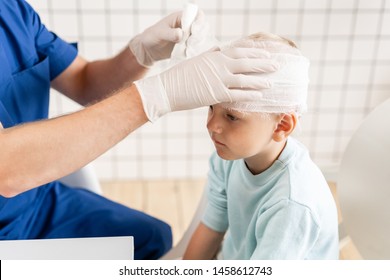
[0,0,275,259]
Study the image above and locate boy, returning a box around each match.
[183,32,339,259]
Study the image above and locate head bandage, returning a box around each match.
[220,38,310,115]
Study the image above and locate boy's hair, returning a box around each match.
[246,32,298,49]
[220,32,310,116]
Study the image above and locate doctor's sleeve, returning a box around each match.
[21,0,78,80]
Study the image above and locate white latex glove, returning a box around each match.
[129,11,184,67]
[134,47,278,122]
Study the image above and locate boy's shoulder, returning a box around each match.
[283,138,324,179]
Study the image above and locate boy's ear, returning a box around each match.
[272,114,297,142]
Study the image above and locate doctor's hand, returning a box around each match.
[134,47,279,122]
[129,11,182,67]
[129,8,208,67]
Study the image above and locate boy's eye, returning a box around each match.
[208,106,214,116]
[226,114,238,121]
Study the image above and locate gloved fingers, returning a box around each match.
[226,74,272,90]
[209,46,220,52]
[129,10,185,67]
[228,38,301,55]
[165,11,182,29]
[228,58,279,74]
[156,11,184,43]
[223,39,269,49]
[158,27,184,43]
[223,47,271,59]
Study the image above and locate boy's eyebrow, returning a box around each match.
[224,108,247,118]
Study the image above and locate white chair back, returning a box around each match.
[338,98,390,259]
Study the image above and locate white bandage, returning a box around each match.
[170,4,218,64]
[170,3,198,61]
[220,39,310,115]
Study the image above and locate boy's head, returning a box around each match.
[208,32,309,168]
[220,32,310,116]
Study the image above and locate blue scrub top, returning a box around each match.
[0,0,77,127]
[0,0,77,239]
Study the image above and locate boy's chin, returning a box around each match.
[215,149,239,161]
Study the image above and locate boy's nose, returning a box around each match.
[207,116,223,134]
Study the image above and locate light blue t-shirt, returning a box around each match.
[203,137,339,259]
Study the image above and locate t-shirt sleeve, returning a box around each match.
[202,153,229,233]
[251,199,320,260]
[22,0,78,80]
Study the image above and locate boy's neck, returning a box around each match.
[244,139,287,175]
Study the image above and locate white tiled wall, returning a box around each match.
[29,0,390,180]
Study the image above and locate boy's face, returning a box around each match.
[207,104,278,161]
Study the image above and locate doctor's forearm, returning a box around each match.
[52,47,148,106]
[0,84,147,197]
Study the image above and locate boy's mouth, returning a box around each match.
[212,137,226,146]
